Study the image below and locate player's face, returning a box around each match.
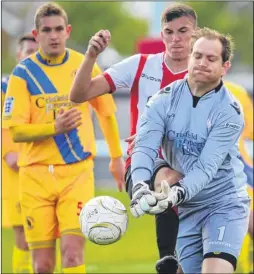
[161,16,196,61]
[33,15,71,57]
[18,40,39,62]
[188,37,230,84]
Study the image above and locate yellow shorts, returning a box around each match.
[2,160,22,226]
[237,186,253,273]
[19,158,95,250]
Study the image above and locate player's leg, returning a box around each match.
[19,165,58,273]
[57,159,95,273]
[3,161,33,273]
[176,206,204,273]
[152,159,183,274]
[202,197,250,273]
[12,225,31,273]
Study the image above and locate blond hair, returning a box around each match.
[34,2,68,30]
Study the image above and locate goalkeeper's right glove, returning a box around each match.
[130,181,169,218]
[154,180,186,207]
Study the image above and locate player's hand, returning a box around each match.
[124,133,136,151]
[86,30,111,58]
[154,180,186,207]
[4,151,19,172]
[109,157,125,192]
[130,181,168,218]
[54,108,82,135]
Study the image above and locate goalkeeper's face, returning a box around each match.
[33,15,71,57]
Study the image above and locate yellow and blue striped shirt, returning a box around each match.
[2,48,116,166]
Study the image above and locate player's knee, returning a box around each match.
[61,235,84,267]
[34,259,54,274]
[62,245,82,267]
[32,247,55,273]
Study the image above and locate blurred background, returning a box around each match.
[1,1,253,273]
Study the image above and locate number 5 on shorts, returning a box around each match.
[77,202,83,216]
[217,226,226,241]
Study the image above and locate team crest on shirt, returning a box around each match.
[230,101,241,115]
[3,96,14,118]
[71,69,77,77]
[26,216,34,230]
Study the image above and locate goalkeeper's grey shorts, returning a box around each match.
[125,158,171,199]
[176,195,250,273]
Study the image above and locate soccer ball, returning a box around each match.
[79,196,128,245]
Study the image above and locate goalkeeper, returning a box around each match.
[130,28,250,273]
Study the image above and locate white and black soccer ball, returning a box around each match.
[79,196,128,245]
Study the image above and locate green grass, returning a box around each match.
[2,188,158,273]
[2,188,252,273]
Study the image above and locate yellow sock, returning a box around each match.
[54,251,62,273]
[54,239,61,273]
[13,246,33,273]
[63,264,86,273]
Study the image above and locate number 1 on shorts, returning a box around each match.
[217,226,226,241]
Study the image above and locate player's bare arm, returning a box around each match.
[10,108,82,142]
[70,30,112,103]
[3,151,19,172]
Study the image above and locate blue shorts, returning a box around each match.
[176,195,250,273]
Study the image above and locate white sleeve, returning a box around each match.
[102,54,141,92]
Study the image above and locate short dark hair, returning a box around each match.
[18,33,36,49]
[161,3,197,27]
[191,27,234,63]
[34,2,68,30]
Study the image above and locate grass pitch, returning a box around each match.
[2,188,158,273]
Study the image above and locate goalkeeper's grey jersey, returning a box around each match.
[131,79,248,205]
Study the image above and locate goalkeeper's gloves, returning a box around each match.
[157,180,186,207]
[130,181,169,218]
[130,180,186,218]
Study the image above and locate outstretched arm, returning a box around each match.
[70,30,112,103]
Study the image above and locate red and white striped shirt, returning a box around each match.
[103,52,187,168]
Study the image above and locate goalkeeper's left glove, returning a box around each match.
[155,180,186,207]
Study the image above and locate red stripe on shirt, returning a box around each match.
[103,72,116,93]
[126,54,149,169]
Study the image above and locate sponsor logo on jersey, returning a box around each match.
[141,73,161,83]
[225,122,241,131]
[36,94,73,112]
[167,130,205,155]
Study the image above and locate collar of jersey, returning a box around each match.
[36,49,69,66]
